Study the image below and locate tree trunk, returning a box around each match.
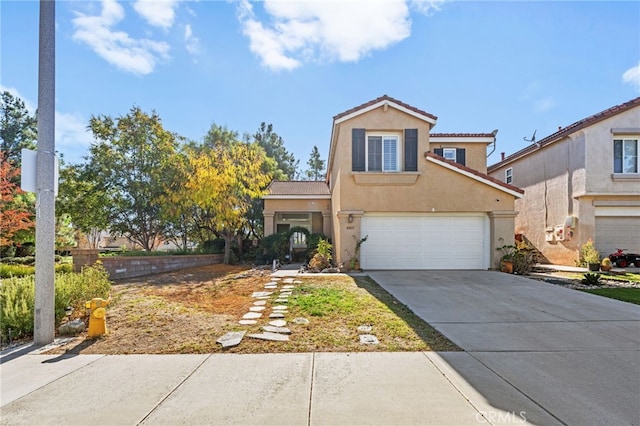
[223,233,234,264]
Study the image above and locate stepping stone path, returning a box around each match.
[359,334,379,345]
[217,331,246,348]
[230,274,308,348]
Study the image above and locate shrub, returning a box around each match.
[582,272,601,285]
[0,263,73,278]
[0,264,112,341]
[200,239,226,254]
[579,239,600,266]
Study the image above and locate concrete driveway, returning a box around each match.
[369,270,640,426]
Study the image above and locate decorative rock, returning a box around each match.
[239,320,257,325]
[253,300,267,306]
[357,325,373,333]
[217,331,246,348]
[269,313,285,318]
[269,319,287,327]
[242,312,262,319]
[262,325,292,334]
[252,291,273,298]
[58,319,86,336]
[249,306,266,312]
[293,317,309,325]
[359,334,379,345]
[247,332,289,342]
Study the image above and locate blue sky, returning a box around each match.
[2,0,639,169]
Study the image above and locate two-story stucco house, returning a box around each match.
[263,95,524,270]
[488,97,640,266]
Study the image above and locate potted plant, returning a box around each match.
[580,239,600,271]
[497,244,516,273]
[600,257,612,272]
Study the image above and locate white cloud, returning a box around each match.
[133,0,179,30]
[534,97,556,113]
[72,0,170,75]
[622,63,640,92]
[237,0,421,71]
[184,24,202,56]
[55,111,94,164]
[410,0,447,15]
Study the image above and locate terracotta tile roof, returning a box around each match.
[265,181,330,196]
[431,132,496,138]
[425,152,524,195]
[488,97,640,172]
[332,95,438,122]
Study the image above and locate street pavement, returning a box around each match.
[1,269,639,425]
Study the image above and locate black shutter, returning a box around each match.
[434,148,443,157]
[404,129,418,171]
[614,140,622,173]
[456,148,466,166]
[352,128,366,171]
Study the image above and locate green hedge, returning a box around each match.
[0,264,111,341]
[0,263,72,279]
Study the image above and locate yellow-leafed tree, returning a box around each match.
[186,141,272,263]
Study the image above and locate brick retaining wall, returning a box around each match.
[72,250,223,280]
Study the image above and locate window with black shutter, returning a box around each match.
[352,128,365,171]
[404,129,418,171]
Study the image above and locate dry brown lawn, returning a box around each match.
[46,264,459,355]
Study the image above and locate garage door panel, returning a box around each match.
[360,215,486,270]
[595,217,640,256]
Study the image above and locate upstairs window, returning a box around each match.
[614,139,638,173]
[352,128,417,172]
[505,167,513,184]
[434,148,466,166]
[367,135,399,172]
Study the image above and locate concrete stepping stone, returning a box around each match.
[252,291,273,298]
[274,298,288,303]
[358,325,373,333]
[243,312,262,319]
[359,334,379,345]
[283,278,295,283]
[262,325,292,334]
[253,300,267,306]
[282,285,295,289]
[264,285,277,290]
[247,332,289,342]
[249,306,266,312]
[293,318,309,325]
[270,278,281,281]
[239,320,257,325]
[294,280,303,284]
[272,305,288,310]
[269,319,287,327]
[269,313,285,318]
[217,331,246,348]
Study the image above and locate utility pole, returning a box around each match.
[34,0,56,345]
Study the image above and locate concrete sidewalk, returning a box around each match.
[1,347,551,425]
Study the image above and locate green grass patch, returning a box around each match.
[580,288,640,305]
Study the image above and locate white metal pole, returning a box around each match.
[34,0,56,346]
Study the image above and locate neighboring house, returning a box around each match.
[264,95,524,270]
[487,97,640,265]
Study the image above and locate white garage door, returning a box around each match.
[595,217,640,258]
[360,214,488,270]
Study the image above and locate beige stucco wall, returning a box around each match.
[488,105,640,265]
[428,142,489,173]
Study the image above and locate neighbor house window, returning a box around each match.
[367,134,399,172]
[505,168,513,184]
[614,139,638,173]
[434,147,466,166]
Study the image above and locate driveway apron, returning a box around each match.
[369,270,640,426]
